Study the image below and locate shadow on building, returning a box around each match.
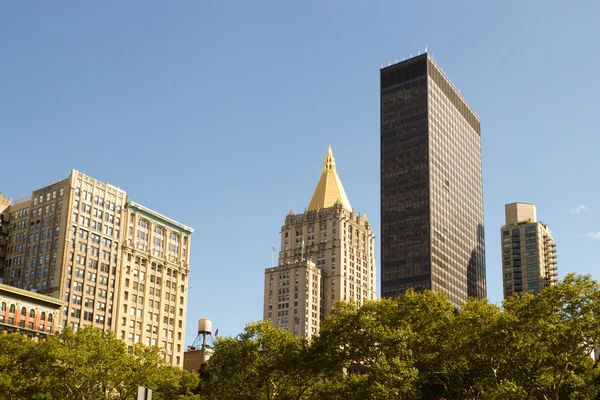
[467,224,486,299]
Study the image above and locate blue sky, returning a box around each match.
[1,1,599,341]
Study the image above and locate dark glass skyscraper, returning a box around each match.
[380,54,486,307]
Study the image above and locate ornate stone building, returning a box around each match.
[2,170,193,366]
[119,201,193,366]
[264,147,376,338]
[0,282,62,339]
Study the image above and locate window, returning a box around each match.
[137,219,149,243]
[168,233,180,254]
[154,226,165,251]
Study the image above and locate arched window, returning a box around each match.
[9,304,15,314]
[154,226,165,249]
[30,309,35,318]
[169,233,180,254]
[137,219,149,243]
[21,307,26,315]
[1,302,6,311]
[41,312,46,320]
[48,313,53,322]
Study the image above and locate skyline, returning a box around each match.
[2,1,600,341]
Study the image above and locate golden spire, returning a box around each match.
[307,146,352,212]
[324,144,335,171]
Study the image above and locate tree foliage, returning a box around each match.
[0,326,199,400]
[200,274,600,399]
[2,274,598,399]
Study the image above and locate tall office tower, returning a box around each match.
[0,194,11,280]
[380,54,486,307]
[264,147,376,338]
[2,170,193,366]
[501,203,557,298]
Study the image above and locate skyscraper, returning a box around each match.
[501,203,557,298]
[380,53,486,307]
[264,147,376,338]
[2,170,193,366]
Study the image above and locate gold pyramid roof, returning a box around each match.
[307,146,352,212]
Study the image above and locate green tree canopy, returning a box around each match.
[200,274,600,400]
[0,326,199,399]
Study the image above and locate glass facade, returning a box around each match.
[380,54,486,307]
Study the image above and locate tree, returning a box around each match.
[310,300,419,399]
[153,363,200,400]
[0,326,200,400]
[42,326,130,400]
[439,298,504,399]
[494,273,600,399]
[200,275,600,399]
[0,333,51,400]
[199,320,319,400]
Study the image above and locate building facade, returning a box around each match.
[264,260,323,337]
[380,53,486,307]
[0,282,62,339]
[0,194,10,280]
[2,170,193,366]
[264,147,376,338]
[501,203,557,298]
[118,201,193,366]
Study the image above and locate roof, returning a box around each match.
[0,284,64,307]
[127,201,194,235]
[306,146,352,212]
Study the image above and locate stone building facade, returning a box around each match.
[264,147,376,338]
[2,170,193,366]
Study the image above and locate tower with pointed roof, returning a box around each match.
[263,147,376,338]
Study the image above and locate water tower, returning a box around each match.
[189,318,213,364]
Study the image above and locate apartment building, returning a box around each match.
[501,203,557,298]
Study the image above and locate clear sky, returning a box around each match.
[1,1,599,342]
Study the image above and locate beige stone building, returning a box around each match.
[264,260,322,337]
[264,147,376,338]
[2,170,193,366]
[501,203,557,298]
[119,201,193,366]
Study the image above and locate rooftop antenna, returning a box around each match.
[418,50,420,55]
[425,42,428,53]
[271,246,276,268]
